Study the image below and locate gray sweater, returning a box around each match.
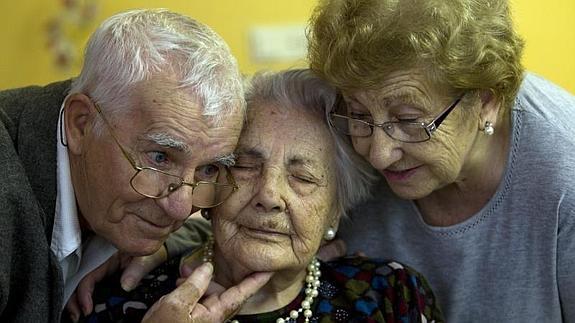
[339,73,575,322]
[0,81,71,323]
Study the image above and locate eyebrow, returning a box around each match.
[143,133,190,153]
[235,148,265,160]
[381,91,427,108]
[216,153,236,167]
[288,155,322,171]
[349,89,428,109]
[237,147,322,167]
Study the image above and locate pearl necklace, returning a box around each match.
[202,237,321,323]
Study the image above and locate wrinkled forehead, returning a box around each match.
[241,102,333,161]
[132,78,241,127]
[245,101,326,134]
[342,68,453,105]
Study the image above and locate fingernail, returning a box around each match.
[82,303,91,316]
[121,276,136,292]
[201,262,214,275]
[69,312,78,323]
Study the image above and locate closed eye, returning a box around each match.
[231,164,258,170]
[289,174,319,185]
[397,118,420,123]
[349,112,372,120]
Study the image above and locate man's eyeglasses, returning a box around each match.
[92,102,238,212]
[329,93,466,143]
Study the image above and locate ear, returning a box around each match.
[64,93,96,156]
[477,90,503,129]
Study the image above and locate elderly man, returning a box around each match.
[0,9,268,323]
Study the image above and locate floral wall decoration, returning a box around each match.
[46,0,100,71]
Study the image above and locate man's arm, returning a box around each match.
[0,117,63,322]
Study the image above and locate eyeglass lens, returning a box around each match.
[330,115,430,142]
[130,166,235,208]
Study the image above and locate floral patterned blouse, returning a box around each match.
[83,256,444,323]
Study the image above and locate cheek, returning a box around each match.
[420,133,470,182]
[211,191,252,236]
[291,198,332,245]
[88,172,145,225]
[352,137,370,158]
[216,188,252,220]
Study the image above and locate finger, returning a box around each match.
[317,239,347,261]
[142,263,214,322]
[77,279,95,316]
[175,271,223,290]
[169,262,214,304]
[121,247,167,292]
[196,271,273,320]
[175,262,200,287]
[65,292,81,323]
[179,253,204,279]
[77,254,120,315]
[204,281,226,297]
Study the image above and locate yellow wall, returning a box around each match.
[1,1,574,94]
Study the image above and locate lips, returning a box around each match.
[239,225,290,242]
[382,165,421,182]
[132,213,174,237]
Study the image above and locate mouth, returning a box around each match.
[382,165,421,182]
[239,225,289,242]
[133,214,174,238]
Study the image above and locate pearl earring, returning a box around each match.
[324,228,336,241]
[483,121,494,135]
[201,209,211,220]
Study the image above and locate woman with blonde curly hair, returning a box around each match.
[308,0,575,321]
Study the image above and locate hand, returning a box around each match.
[65,252,129,322]
[142,262,273,322]
[65,247,167,321]
[316,238,347,261]
[120,246,168,291]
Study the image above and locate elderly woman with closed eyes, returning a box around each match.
[307,0,575,322]
[79,69,444,323]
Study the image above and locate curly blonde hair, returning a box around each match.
[308,0,525,109]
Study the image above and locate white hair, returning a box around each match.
[245,69,377,219]
[70,8,244,129]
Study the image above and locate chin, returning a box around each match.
[233,249,293,272]
[387,183,431,200]
[115,237,164,256]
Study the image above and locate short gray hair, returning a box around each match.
[70,8,244,127]
[245,69,377,218]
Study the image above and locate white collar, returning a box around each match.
[50,97,81,262]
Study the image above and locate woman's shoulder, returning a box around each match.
[319,256,444,322]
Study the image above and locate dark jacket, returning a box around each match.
[0,80,71,322]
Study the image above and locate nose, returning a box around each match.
[153,167,199,221]
[367,127,403,171]
[252,167,286,213]
[154,185,195,221]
